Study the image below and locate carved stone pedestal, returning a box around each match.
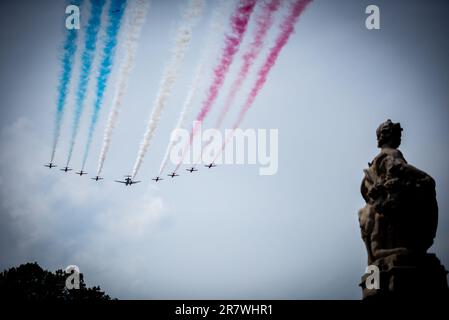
[360,253,449,300]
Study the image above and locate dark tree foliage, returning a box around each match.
[0,262,113,301]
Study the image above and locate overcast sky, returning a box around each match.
[0,0,448,299]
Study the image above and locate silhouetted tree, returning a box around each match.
[0,262,112,300]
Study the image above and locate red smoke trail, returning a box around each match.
[174,0,257,171]
[215,0,312,161]
[215,0,281,129]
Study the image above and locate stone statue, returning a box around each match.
[359,119,448,299]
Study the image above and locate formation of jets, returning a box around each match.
[44,162,217,185]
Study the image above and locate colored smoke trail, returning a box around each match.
[158,0,231,175]
[65,0,106,167]
[81,0,127,170]
[50,0,84,163]
[96,0,149,176]
[198,0,280,164]
[131,0,205,179]
[214,0,281,130]
[174,0,257,172]
[158,63,203,175]
[216,0,312,161]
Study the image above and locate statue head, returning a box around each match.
[376,119,403,149]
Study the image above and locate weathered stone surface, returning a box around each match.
[359,119,448,299]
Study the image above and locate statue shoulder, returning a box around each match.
[381,147,405,159]
[370,148,406,168]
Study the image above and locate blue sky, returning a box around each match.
[0,0,448,299]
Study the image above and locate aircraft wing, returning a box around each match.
[131,181,141,184]
[115,180,127,184]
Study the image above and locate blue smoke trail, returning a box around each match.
[66,0,106,167]
[81,0,127,170]
[51,0,84,163]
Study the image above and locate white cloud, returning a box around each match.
[0,118,168,290]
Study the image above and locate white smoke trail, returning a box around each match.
[96,0,150,176]
[131,0,205,179]
[158,63,203,175]
[158,0,231,175]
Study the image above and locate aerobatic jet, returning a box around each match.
[91,176,103,181]
[205,163,216,169]
[115,175,141,186]
[152,176,163,182]
[167,172,179,178]
[75,170,87,176]
[44,163,57,169]
[60,166,72,172]
[186,167,198,173]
